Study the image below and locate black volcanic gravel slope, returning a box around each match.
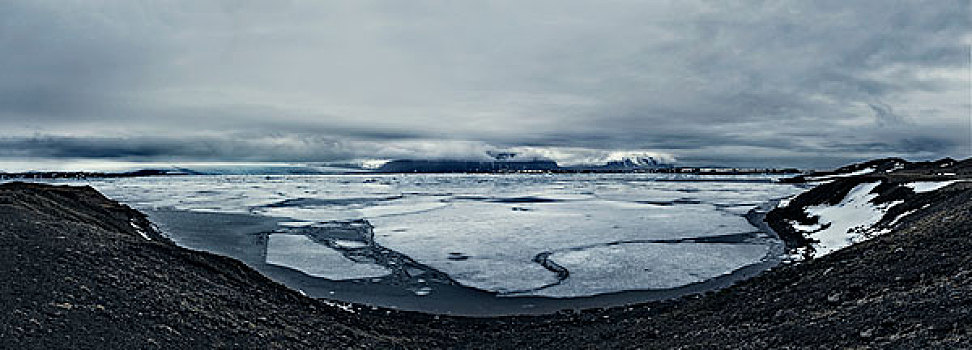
[0,183,414,349]
[0,179,969,349]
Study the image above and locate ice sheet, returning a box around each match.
[266,234,391,280]
[529,243,769,297]
[371,199,761,294]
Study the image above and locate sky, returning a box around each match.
[1,0,969,168]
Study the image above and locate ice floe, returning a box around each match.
[332,239,370,249]
[370,199,766,294]
[266,234,391,280]
[526,243,770,298]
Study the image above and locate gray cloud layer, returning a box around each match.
[1,1,969,168]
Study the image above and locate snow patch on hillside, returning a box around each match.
[796,182,900,257]
[904,181,961,193]
[804,168,875,182]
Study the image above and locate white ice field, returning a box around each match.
[42,174,806,298]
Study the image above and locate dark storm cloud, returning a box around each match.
[0,135,531,163]
[0,0,968,167]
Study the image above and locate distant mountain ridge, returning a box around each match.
[375,152,676,173]
[376,159,560,173]
[564,155,674,171]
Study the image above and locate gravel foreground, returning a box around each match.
[0,166,969,349]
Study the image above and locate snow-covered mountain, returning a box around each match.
[563,155,674,171]
[599,155,674,169]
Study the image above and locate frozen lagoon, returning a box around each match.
[34,174,806,314]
